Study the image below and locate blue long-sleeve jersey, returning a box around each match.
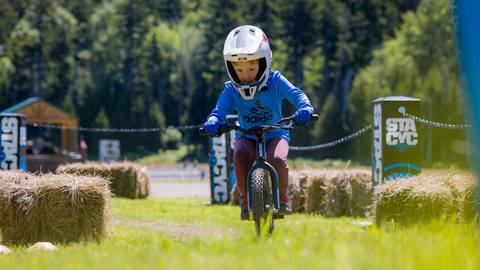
[208,70,313,142]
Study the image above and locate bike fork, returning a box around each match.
[246,139,281,212]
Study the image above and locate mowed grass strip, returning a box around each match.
[0,198,478,270]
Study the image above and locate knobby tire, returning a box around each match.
[251,169,274,236]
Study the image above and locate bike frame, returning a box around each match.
[199,113,318,218]
[245,136,280,213]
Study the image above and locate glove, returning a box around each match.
[204,116,221,135]
[294,108,312,125]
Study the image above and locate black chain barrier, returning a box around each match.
[31,107,468,152]
[398,107,472,129]
[28,121,374,151]
[28,123,202,133]
[289,124,372,151]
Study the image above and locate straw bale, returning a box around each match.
[57,162,150,199]
[458,185,476,222]
[229,167,373,215]
[229,172,305,209]
[443,174,476,222]
[231,176,302,208]
[375,173,476,226]
[293,168,373,217]
[304,171,329,214]
[288,174,308,213]
[349,170,374,217]
[0,170,110,245]
[324,173,353,217]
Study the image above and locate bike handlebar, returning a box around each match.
[199,113,319,137]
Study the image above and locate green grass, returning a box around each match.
[0,198,478,270]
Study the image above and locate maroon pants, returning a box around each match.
[233,137,290,207]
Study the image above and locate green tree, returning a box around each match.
[86,0,166,151]
[4,1,77,106]
[186,0,239,145]
[269,1,319,84]
[350,0,464,165]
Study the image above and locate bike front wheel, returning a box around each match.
[250,168,274,236]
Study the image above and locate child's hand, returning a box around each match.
[294,108,312,125]
[204,116,221,135]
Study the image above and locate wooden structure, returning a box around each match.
[1,97,78,152]
[1,97,83,172]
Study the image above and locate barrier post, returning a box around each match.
[0,113,27,171]
[372,97,421,185]
[208,114,238,204]
[209,133,230,203]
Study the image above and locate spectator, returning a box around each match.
[80,136,88,160]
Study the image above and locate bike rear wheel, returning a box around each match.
[250,168,274,236]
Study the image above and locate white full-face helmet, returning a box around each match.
[223,25,272,100]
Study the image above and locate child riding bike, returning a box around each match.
[203,25,315,220]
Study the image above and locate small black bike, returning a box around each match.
[200,113,318,235]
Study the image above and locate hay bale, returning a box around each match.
[229,167,373,215]
[57,162,150,199]
[294,168,373,217]
[458,185,476,222]
[349,170,374,217]
[304,171,329,214]
[324,173,353,217]
[288,174,308,213]
[443,174,476,222]
[0,171,110,245]
[231,174,308,210]
[374,172,476,226]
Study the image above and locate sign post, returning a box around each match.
[209,114,238,204]
[209,133,230,203]
[0,113,27,171]
[372,97,421,185]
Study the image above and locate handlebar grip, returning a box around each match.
[198,127,208,136]
[311,113,319,122]
[216,124,229,135]
[198,124,230,137]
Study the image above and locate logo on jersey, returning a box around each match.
[243,100,273,123]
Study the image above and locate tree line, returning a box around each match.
[0,0,467,166]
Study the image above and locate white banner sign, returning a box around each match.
[99,139,120,163]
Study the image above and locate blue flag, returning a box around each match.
[453,0,480,216]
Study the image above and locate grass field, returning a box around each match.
[0,197,478,270]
